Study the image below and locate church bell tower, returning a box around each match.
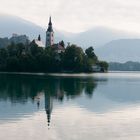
[45,17,54,47]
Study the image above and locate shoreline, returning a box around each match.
[0,71,140,77]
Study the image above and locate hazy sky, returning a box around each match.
[0,0,140,33]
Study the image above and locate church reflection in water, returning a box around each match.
[42,77,100,126]
[45,93,53,126]
[0,74,107,126]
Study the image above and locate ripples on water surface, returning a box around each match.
[0,72,140,140]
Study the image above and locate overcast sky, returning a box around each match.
[0,0,140,33]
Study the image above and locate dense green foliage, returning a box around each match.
[0,43,108,72]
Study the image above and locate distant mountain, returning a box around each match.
[95,39,140,62]
[1,15,140,62]
[0,14,65,44]
[0,15,140,48]
[109,61,140,71]
[66,27,140,48]
[0,15,44,40]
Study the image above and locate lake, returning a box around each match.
[0,72,140,140]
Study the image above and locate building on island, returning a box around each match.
[45,17,65,53]
[34,35,45,48]
[10,33,30,45]
[0,34,30,48]
[45,17,54,47]
[51,41,65,53]
[29,16,65,54]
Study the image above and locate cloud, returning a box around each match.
[0,0,140,33]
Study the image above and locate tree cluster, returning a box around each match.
[0,42,108,72]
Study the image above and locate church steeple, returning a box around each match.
[46,16,54,47]
[49,16,52,26]
[47,16,53,32]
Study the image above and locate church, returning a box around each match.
[45,17,65,53]
[45,17,54,47]
[34,17,65,53]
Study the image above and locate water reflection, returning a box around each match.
[0,74,101,125]
[1,73,140,139]
[0,74,99,102]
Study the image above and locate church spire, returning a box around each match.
[49,16,52,26]
[46,16,54,47]
[47,16,53,32]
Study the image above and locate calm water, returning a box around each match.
[0,72,140,140]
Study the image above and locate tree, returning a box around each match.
[6,56,19,71]
[85,46,97,60]
[63,44,84,71]
[98,61,109,71]
[0,40,108,73]
[84,47,98,72]
[29,40,43,57]
[0,48,8,70]
[59,40,65,48]
[7,42,17,57]
[16,43,25,56]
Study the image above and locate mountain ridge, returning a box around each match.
[1,15,140,46]
[1,15,140,62]
[95,39,140,62]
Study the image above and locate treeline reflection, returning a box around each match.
[0,74,108,126]
[0,74,101,103]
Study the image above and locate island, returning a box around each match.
[0,17,108,73]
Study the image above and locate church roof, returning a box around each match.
[47,17,53,32]
[34,39,45,47]
[52,43,65,50]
